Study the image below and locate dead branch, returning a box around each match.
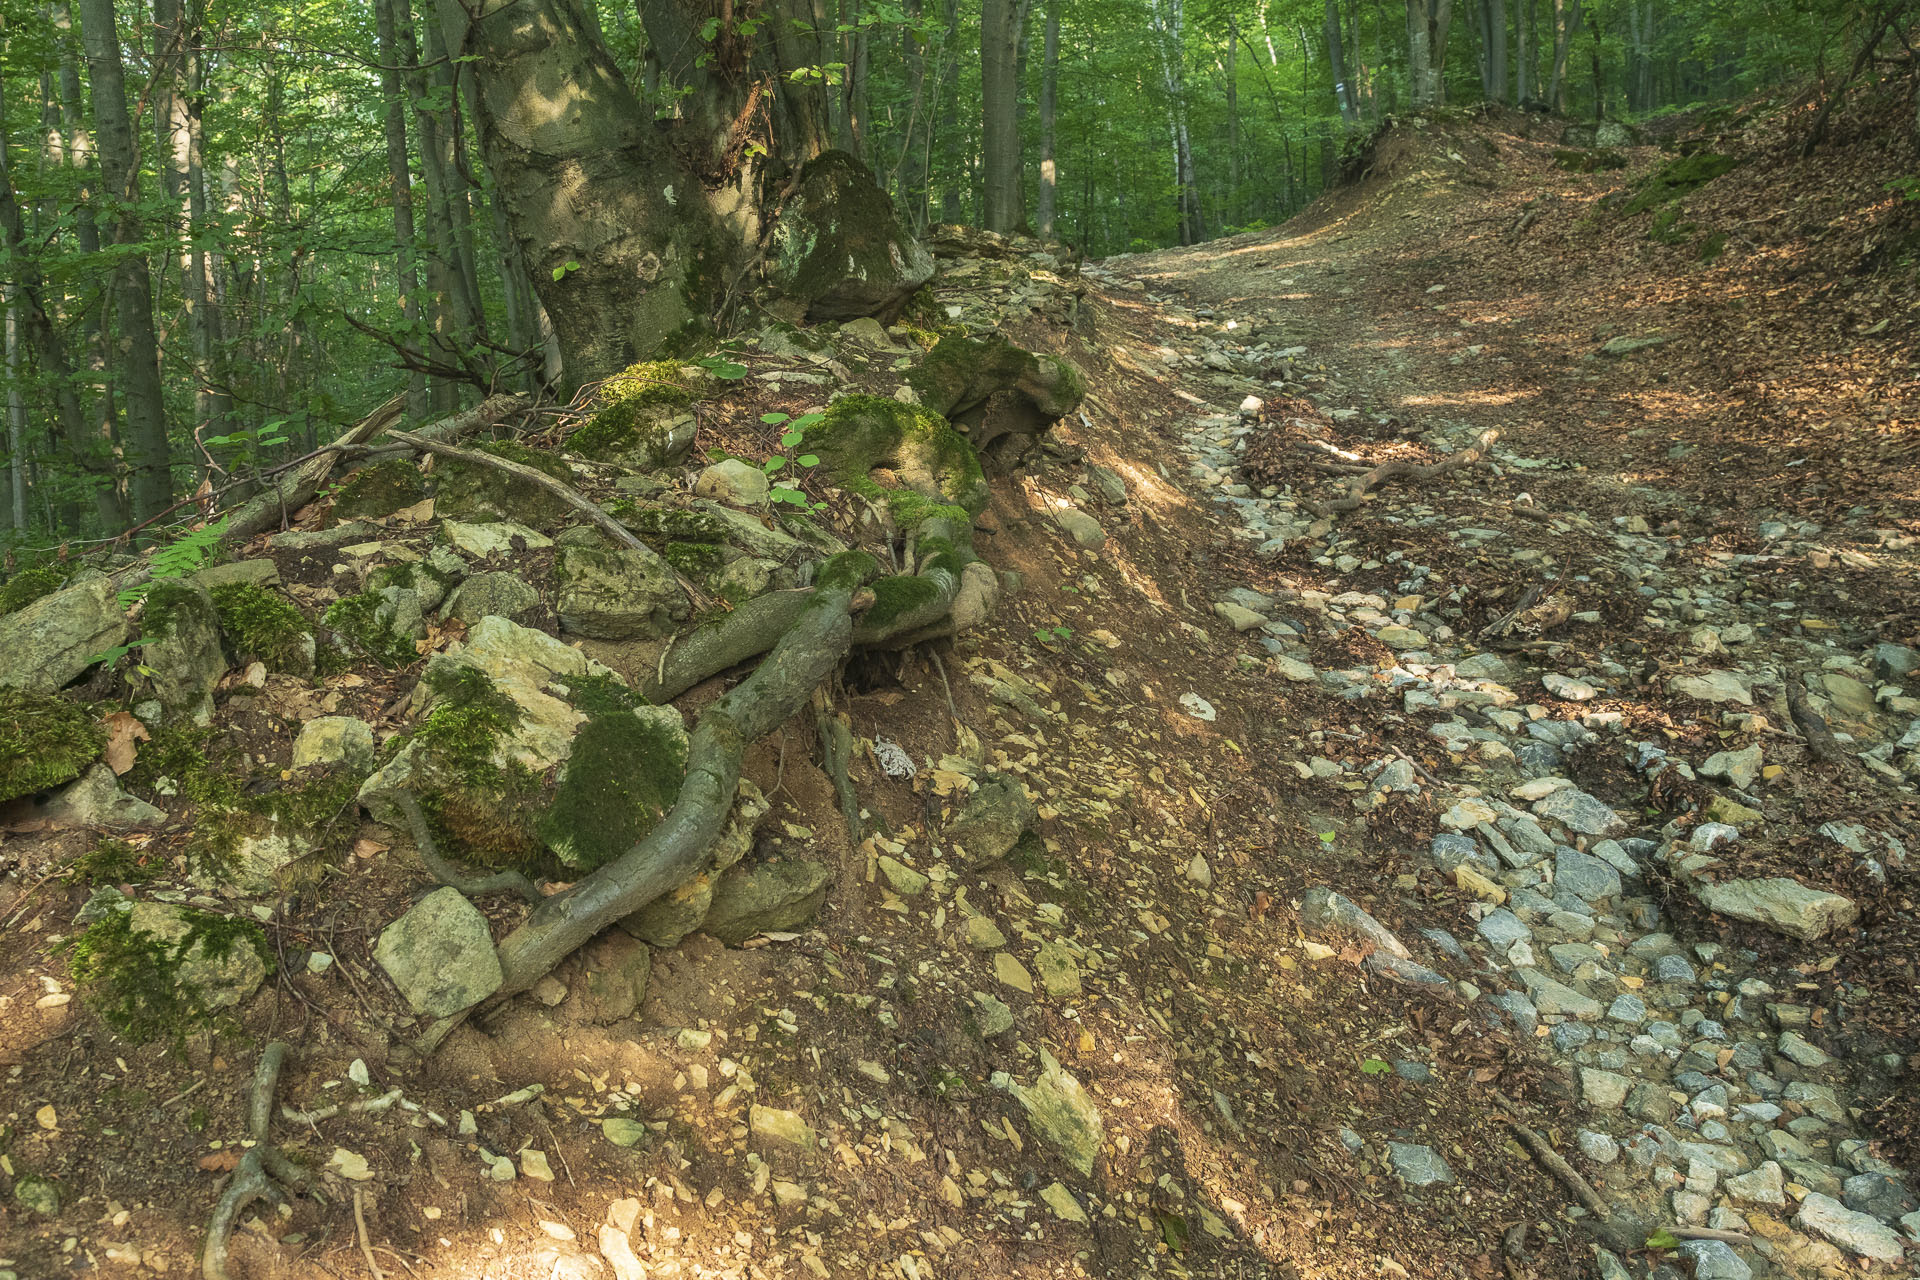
[1785,674,1849,765]
[1309,426,1501,516]
[815,699,862,846]
[381,426,713,611]
[203,1042,310,1280]
[1492,1090,1610,1220]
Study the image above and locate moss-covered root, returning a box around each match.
[642,591,813,703]
[203,1042,310,1280]
[800,394,990,523]
[417,551,882,1051]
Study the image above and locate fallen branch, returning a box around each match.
[203,1042,309,1280]
[1309,427,1501,516]
[1667,1226,1752,1246]
[354,1188,387,1280]
[816,700,862,846]
[382,425,713,611]
[283,1087,404,1126]
[1492,1090,1610,1220]
[391,790,545,905]
[1786,674,1849,765]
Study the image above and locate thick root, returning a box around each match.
[203,1042,308,1280]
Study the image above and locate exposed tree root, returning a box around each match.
[203,1041,308,1280]
[641,590,813,703]
[816,700,863,846]
[1786,673,1849,765]
[392,790,545,904]
[382,426,712,609]
[1308,426,1501,516]
[1492,1090,1610,1220]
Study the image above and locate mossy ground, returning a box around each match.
[1621,152,1740,216]
[69,907,272,1048]
[323,590,420,669]
[800,394,989,523]
[569,361,705,460]
[0,688,103,803]
[210,582,311,672]
[67,838,167,885]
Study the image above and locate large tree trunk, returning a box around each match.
[980,0,1024,231]
[78,0,172,522]
[1326,0,1360,122]
[374,0,428,416]
[440,0,727,388]
[1035,0,1059,238]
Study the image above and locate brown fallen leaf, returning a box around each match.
[102,711,150,775]
[353,838,389,860]
[198,1151,240,1173]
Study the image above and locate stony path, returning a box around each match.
[1078,226,1920,1279]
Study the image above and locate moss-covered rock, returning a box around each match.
[553,545,689,640]
[140,580,228,724]
[70,901,272,1046]
[567,360,706,468]
[538,686,688,872]
[331,457,427,518]
[766,150,935,322]
[1621,152,1740,216]
[211,582,315,675]
[434,440,576,526]
[701,858,833,945]
[0,565,71,616]
[0,688,103,802]
[324,588,423,669]
[800,394,990,524]
[906,334,1084,470]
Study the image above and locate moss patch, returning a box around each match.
[538,708,687,872]
[70,906,272,1048]
[129,723,243,809]
[0,565,71,616]
[435,440,576,525]
[1621,152,1740,216]
[323,591,420,669]
[211,582,312,673]
[408,664,546,866]
[663,540,728,578]
[68,838,167,885]
[1552,148,1628,173]
[0,688,103,803]
[569,361,707,462]
[331,457,426,518]
[865,574,942,630]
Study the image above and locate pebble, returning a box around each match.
[1386,1142,1454,1186]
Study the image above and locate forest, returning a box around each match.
[0,0,1901,545]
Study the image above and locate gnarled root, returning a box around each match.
[391,790,545,904]
[1309,426,1501,516]
[203,1042,309,1280]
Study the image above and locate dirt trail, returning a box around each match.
[4,107,1918,1280]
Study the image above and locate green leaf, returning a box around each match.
[1645,1229,1680,1251]
[791,413,825,429]
[761,412,791,425]
[796,454,820,468]
[780,431,805,447]
[1359,1057,1392,1075]
[763,457,786,474]
[1318,830,1337,844]
[696,357,748,380]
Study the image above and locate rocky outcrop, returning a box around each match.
[0,575,127,693]
[765,151,934,323]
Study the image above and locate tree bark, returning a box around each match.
[1326,0,1360,121]
[935,0,964,223]
[1035,0,1060,237]
[78,0,173,522]
[1548,0,1582,111]
[980,0,1024,231]
[374,0,428,417]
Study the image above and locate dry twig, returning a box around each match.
[1309,426,1501,516]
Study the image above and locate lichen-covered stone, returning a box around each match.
[799,394,989,523]
[701,859,832,944]
[442,571,540,624]
[0,575,128,693]
[567,361,705,468]
[39,764,166,829]
[331,457,427,518]
[766,150,934,322]
[1009,1050,1104,1176]
[434,441,575,526]
[138,581,228,724]
[945,773,1037,865]
[373,886,504,1018]
[292,716,376,772]
[553,545,688,640]
[441,519,554,558]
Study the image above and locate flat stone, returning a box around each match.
[1532,787,1624,836]
[1033,940,1082,998]
[126,901,269,1010]
[1843,1173,1917,1223]
[1796,1191,1907,1262]
[1677,1240,1752,1280]
[1475,908,1531,948]
[964,915,1007,949]
[1213,602,1267,632]
[1053,508,1106,549]
[1519,968,1604,1019]
[292,716,376,772]
[694,459,770,507]
[0,576,128,693]
[994,952,1034,993]
[1669,671,1753,705]
[553,545,687,641]
[1821,673,1877,720]
[1694,877,1857,941]
[946,773,1037,866]
[1297,887,1410,958]
[1386,1142,1454,1186]
[1580,1068,1632,1110]
[373,887,505,1018]
[749,1105,817,1152]
[442,571,541,624]
[1039,1180,1088,1224]
[1010,1050,1104,1176]
[702,859,832,945]
[1554,847,1622,901]
[39,765,166,830]
[1578,1130,1620,1164]
[973,991,1014,1036]
[441,519,553,558]
[1701,744,1763,790]
[1726,1161,1787,1206]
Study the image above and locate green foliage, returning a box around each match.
[0,688,103,803]
[68,838,167,885]
[416,663,524,774]
[1621,153,1741,216]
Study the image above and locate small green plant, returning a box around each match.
[202,423,291,498]
[1032,624,1072,644]
[550,258,581,281]
[1886,176,1920,202]
[757,411,825,509]
[693,353,749,380]
[1359,1057,1392,1074]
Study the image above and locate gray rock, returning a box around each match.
[268,520,380,550]
[1554,847,1623,901]
[1053,508,1106,550]
[138,581,229,723]
[1677,1240,1751,1280]
[1578,1130,1620,1164]
[1655,954,1698,984]
[1009,1050,1104,1176]
[1822,672,1878,720]
[1870,643,1919,682]
[127,901,268,1010]
[1580,1068,1632,1110]
[1213,602,1267,632]
[702,859,832,945]
[1387,1142,1454,1186]
[1725,1161,1787,1206]
[1599,335,1667,356]
[1475,908,1531,948]
[1843,1173,1916,1223]
[1669,671,1753,705]
[694,459,771,507]
[1796,1191,1908,1261]
[1298,887,1410,959]
[0,576,128,693]
[553,545,688,640]
[442,572,540,624]
[292,716,376,772]
[1777,1030,1832,1067]
[946,773,1037,865]
[373,887,505,1018]
[1607,993,1648,1024]
[441,519,553,558]
[1694,877,1857,941]
[1532,788,1624,837]
[39,765,166,829]
[764,150,933,322]
[1519,967,1604,1019]
[14,1174,61,1216]
[1701,744,1763,790]
[189,559,280,591]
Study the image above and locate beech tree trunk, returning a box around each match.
[1036,0,1059,237]
[1326,0,1360,122]
[936,0,964,222]
[981,0,1024,231]
[1548,0,1582,110]
[374,0,427,416]
[78,0,172,521]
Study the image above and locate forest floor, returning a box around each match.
[3,84,1919,1280]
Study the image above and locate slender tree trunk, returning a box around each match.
[1516,0,1534,100]
[1548,0,1582,111]
[1151,0,1199,243]
[374,0,428,416]
[935,0,963,223]
[980,0,1024,231]
[1224,18,1240,223]
[5,287,26,532]
[1326,0,1359,121]
[1035,0,1059,238]
[1489,0,1507,101]
[891,0,929,223]
[78,0,172,522]
[846,0,870,159]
